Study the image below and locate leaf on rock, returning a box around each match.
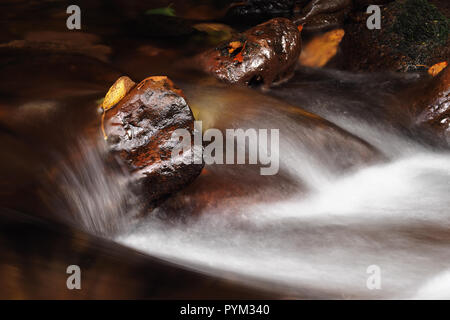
[233,41,247,63]
[428,61,448,77]
[102,76,136,111]
[299,29,345,68]
[228,41,243,54]
[101,76,136,140]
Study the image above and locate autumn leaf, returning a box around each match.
[102,76,136,111]
[101,76,136,140]
[228,41,243,54]
[299,29,345,68]
[428,61,448,77]
[233,41,247,63]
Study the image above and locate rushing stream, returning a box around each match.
[47,69,450,299]
[117,151,450,299]
[2,0,449,301]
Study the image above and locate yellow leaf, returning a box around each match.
[102,76,136,111]
[101,76,135,140]
[229,41,243,54]
[299,29,345,68]
[428,61,448,77]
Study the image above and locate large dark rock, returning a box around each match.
[342,0,450,72]
[198,17,302,87]
[294,0,353,27]
[104,76,204,205]
[225,0,296,26]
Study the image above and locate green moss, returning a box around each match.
[393,0,449,46]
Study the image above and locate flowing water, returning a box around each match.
[118,149,450,298]
[2,0,449,301]
[47,70,449,299]
[4,64,449,298]
[116,134,450,299]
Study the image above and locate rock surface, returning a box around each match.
[198,18,302,87]
[104,76,204,205]
[225,0,296,26]
[411,66,450,144]
[294,0,353,27]
[342,0,449,72]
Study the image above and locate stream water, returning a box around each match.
[50,69,450,299]
[117,151,450,299]
[2,0,450,301]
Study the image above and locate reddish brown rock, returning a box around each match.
[411,67,450,144]
[104,76,204,204]
[198,18,302,87]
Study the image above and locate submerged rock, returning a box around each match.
[198,18,302,87]
[104,76,204,205]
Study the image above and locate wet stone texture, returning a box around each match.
[225,0,296,26]
[198,17,302,88]
[104,76,204,206]
[294,0,353,32]
[342,0,449,72]
[412,66,450,144]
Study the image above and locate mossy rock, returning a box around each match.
[342,0,450,72]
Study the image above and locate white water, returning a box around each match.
[115,133,450,299]
[51,72,450,299]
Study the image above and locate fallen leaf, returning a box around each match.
[233,41,247,63]
[428,61,448,77]
[299,29,345,68]
[101,76,136,140]
[102,76,136,111]
[228,41,243,54]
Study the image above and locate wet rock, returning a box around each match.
[300,8,352,32]
[225,0,296,26]
[294,0,353,27]
[342,0,449,72]
[410,66,450,144]
[104,76,204,205]
[351,0,394,9]
[224,0,359,31]
[198,18,302,87]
